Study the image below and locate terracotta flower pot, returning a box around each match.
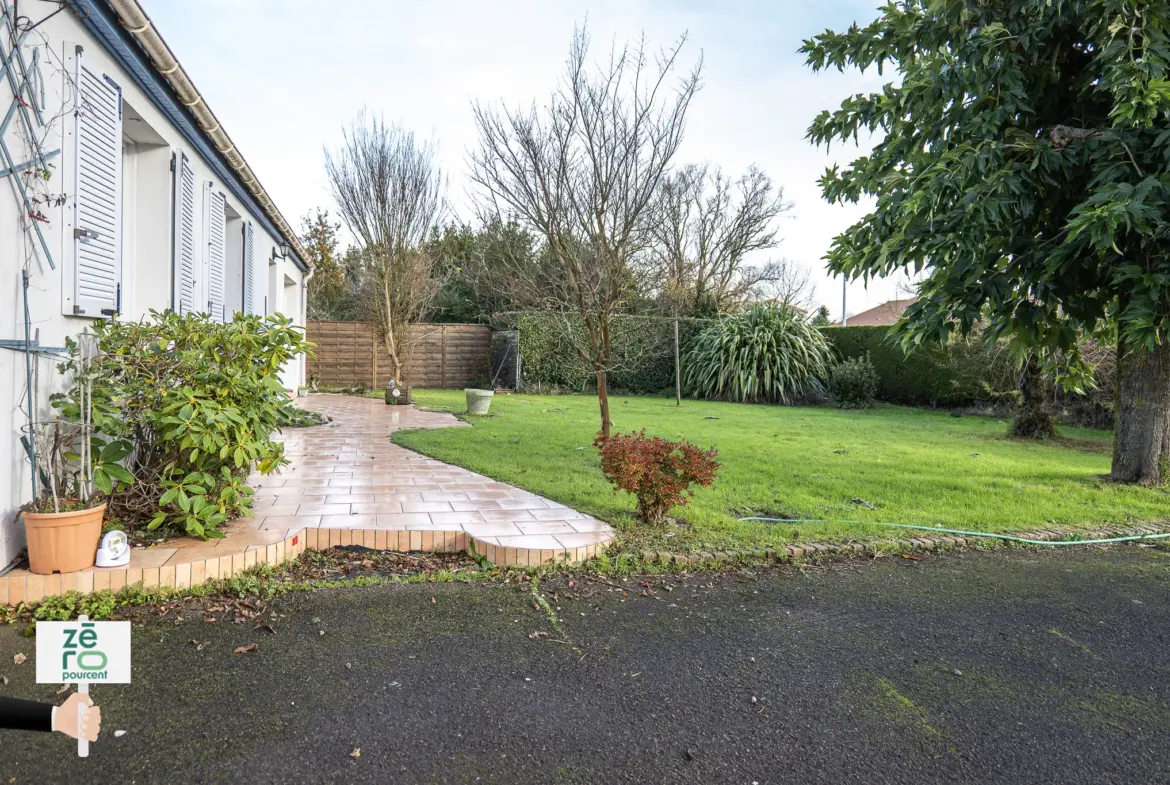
[22,503,106,575]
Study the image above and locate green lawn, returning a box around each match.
[392,390,1170,552]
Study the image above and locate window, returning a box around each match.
[72,52,123,317]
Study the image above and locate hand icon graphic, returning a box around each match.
[54,692,101,743]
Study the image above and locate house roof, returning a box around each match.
[839,297,918,327]
[76,0,309,273]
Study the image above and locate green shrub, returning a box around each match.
[594,429,719,525]
[55,311,313,539]
[829,355,880,408]
[29,590,119,622]
[683,305,834,404]
[504,312,711,393]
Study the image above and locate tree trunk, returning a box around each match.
[1110,337,1170,484]
[1012,354,1056,439]
[596,369,612,438]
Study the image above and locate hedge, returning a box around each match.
[502,312,712,394]
[822,326,1017,407]
[503,313,1114,425]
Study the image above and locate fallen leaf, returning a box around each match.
[187,639,209,651]
[350,748,361,759]
[233,643,259,654]
[253,623,277,635]
[901,554,922,561]
[56,684,70,696]
[528,631,549,639]
[13,653,26,665]
[204,617,217,623]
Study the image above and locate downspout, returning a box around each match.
[301,264,313,388]
[103,0,309,270]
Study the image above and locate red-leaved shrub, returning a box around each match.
[594,430,719,525]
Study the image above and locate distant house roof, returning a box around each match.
[837,297,918,327]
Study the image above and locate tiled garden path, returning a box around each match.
[262,395,613,558]
[0,395,613,606]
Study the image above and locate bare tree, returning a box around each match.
[470,26,702,436]
[646,163,791,315]
[753,259,817,313]
[325,113,446,384]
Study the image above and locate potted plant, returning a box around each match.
[22,420,134,575]
[22,337,134,574]
[464,379,495,415]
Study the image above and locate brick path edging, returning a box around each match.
[636,522,1170,567]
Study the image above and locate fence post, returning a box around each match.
[440,326,447,389]
[370,329,378,389]
[674,318,681,407]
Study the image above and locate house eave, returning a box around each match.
[72,0,308,273]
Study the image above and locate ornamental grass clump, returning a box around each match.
[683,304,834,404]
[594,430,719,525]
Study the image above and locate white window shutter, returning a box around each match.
[242,221,255,314]
[206,187,226,321]
[73,57,122,316]
[172,151,196,314]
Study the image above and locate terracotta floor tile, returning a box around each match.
[351,502,404,515]
[256,504,303,517]
[260,515,322,528]
[530,507,589,521]
[515,521,579,535]
[422,492,470,502]
[374,512,434,528]
[129,548,179,569]
[324,494,375,504]
[497,499,553,511]
[462,522,525,538]
[569,518,611,533]
[429,511,487,526]
[493,534,565,550]
[554,531,611,548]
[402,501,454,513]
[320,514,380,528]
[296,503,352,516]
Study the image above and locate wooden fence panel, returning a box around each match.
[307,321,492,390]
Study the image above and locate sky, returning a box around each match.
[148,0,914,318]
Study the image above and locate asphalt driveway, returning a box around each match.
[2,547,1169,784]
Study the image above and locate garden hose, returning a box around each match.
[736,518,1170,546]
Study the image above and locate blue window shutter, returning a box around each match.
[73,57,122,316]
[171,151,196,313]
[207,187,226,321]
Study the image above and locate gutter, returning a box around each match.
[102,0,310,271]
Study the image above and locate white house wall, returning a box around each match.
[0,9,306,567]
